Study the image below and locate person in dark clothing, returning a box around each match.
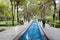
[28,19,30,22]
[42,19,45,28]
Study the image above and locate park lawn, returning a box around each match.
[46,16,60,28]
[0,21,18,26]
[0,29,5,32]
[46,20,60,28]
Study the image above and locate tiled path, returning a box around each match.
[38,21,60,40]
[0,21,30,40]
[0,20,60,40]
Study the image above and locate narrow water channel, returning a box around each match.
[19,21,43,40]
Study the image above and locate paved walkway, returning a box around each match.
[0,20,60,40]
[0,21,32,40]
[38,21,60,40]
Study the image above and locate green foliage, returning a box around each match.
[12,0,28,6]
[46,16,53,24]
[19,0,28,6]
[19,11,23,19]
[0,21,18,26]
[46,6,53,16]
[32,0,39,4]
[55,20,60,24]
[0,2,11,16]
[0,2,12,21]
[46,16,60,28]
[40,0,49,2]
[30,5,38,15]
[0,29,5,32]
[55,24,60,28]
[51,22,60,28]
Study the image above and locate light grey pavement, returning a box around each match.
[38,21,60,40]
[0,21,32,40]
[0,20,60,40]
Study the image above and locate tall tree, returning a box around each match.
[14,0,28,23]
[39,0,52,19]
[10,0,14,26]
[53,0,57,27]
[59,5,60,23]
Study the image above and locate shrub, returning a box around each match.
[46,16,53,24]
[0,21,18,26]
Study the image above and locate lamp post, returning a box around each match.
[10,0,14,26]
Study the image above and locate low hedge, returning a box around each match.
[55,20,60,24]
[0,29,5,32]
[0,21,18,26]
[55,24,60,28]
[52,23,60,28]
[46,22,60,28]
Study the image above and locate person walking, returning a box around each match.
[42,18,45,28]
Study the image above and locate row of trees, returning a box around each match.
[0,0,59,26]
[0,0,28,25]
[0,1,12,21]
[10,0,28,25]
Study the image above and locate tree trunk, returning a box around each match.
[53,0,57,27]
[11,2,14,26]
[14,2,15,21]
[17,3,19,23]
[59,5,60,23]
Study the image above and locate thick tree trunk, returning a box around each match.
[17,3,19,23]
[14,2,15,21]
[11,2,14,26]
[59,5,60,23]
[53,0,57,27]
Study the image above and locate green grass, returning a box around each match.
[46,20,60,28]
[46,16,60,28]
[55,20,60,24]
[0,29,5,32]
[46,16,53,23]
[0,21,18,26]
[52,23,60,28]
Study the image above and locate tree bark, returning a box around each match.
[59,5,60,23]
[53,0,57,27]
[11,2,14,26]
[17,2,19,23]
